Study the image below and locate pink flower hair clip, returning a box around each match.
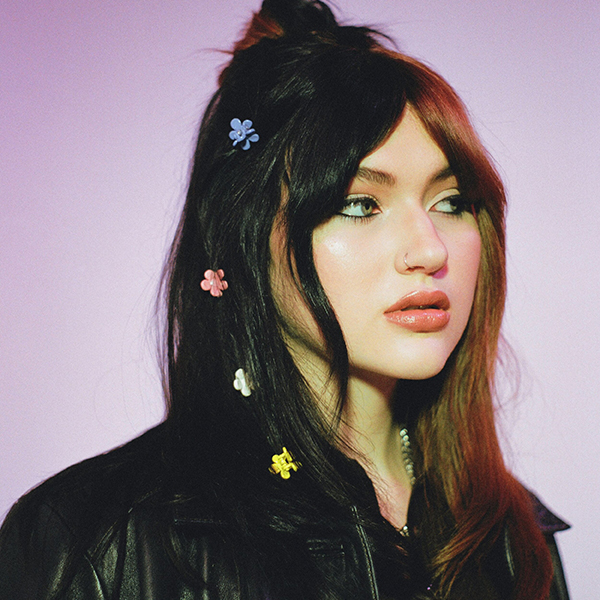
[200,269,228,297]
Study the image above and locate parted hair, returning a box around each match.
[161,0,553,598]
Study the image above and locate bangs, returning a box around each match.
[282,46,501,232]
[399,58,503,211]
[282,48,409,229]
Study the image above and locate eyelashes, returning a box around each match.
[337,195,380,221]
[430,194,472,216]
[336,192,474,223]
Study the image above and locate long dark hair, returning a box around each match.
[159,0,552,597]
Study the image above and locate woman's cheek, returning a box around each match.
[314,232,378,298]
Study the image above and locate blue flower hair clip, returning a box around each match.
[229,118,259,150]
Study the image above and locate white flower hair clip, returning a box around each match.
[233,368,252,397]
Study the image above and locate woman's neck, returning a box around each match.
[291,347,413,528]
[341,369,400,474]
[340,370,413,529]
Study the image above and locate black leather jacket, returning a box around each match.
[0,427,570,600]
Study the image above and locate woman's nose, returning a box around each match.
[394,213,448,275]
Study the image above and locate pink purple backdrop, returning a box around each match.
[2,1,598,596]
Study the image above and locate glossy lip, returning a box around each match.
[385,290,450,313]
[384,290,450,332]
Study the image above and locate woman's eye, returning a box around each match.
[338,196,379,219]
[431,193,468,215]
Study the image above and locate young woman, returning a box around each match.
[0,0,569,598]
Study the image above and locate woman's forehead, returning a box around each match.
[355,109,452,190]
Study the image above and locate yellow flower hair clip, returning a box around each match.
[269,447,301,479]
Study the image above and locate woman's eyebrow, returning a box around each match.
[354,165,456,187]
[355,167,396,186]
[430,165,455,185]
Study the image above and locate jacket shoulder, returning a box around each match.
[0,425,169,599]
[527,490,570,535]
[525,489,571,600]
[9,424,167,521]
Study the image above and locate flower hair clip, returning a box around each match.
[233,368,252,397]
[229,118,259,150]
[200,269,228,297]
[269,447,301,480]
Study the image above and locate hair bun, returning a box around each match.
[262,0,338,35]
[233,0,339,54]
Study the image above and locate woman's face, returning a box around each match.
[271,107,481,382]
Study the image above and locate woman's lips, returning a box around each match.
[384,290,450,332]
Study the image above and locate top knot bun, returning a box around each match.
[232,0,339,54]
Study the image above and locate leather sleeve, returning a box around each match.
[0,499,107,600]
[546,534,570,600]
[526,491,570,600]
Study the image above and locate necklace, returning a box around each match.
[399,427,416,487]
[398,430,437,595]
[398,427,415,537]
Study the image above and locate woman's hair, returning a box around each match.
[161,0,553,597]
